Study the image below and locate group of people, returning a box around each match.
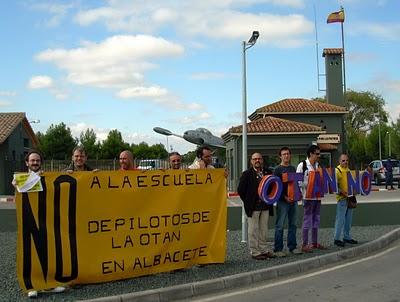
[238,145,358,260]
[18,143,358,295]
[22,144,215,175]
[17,145,216,298]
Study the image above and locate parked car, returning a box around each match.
[368,159,400,185]
[137,159,164,170]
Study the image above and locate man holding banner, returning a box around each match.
[296,145,326,253]
[169,152,182,169]
[13,150,67,298]
[238,152,275,260]
[334,154,358,247]
[273,147,302,257]
[65,146,94,171]
[119,150,136,170]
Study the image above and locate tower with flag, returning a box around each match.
[327,6,346,100]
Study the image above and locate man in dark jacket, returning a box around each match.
[238,152,274,260]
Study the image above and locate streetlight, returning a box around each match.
[241,30,259,242]
[153,127,182,152]
[386,131,391,157]
[374,112,382,160]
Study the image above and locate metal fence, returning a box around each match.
[2,158,189,195]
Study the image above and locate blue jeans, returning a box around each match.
[274,200,297,252]
[334,199,353,241]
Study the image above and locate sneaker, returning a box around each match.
[28,291,38,298]
[262,251,276,258]
[312,243,327,250]
[290,248,303,255]
[252,254,267,260]
[274,251,287,257]
[334,240,345,247]
[344,239,358,244]
[47,286,66,293]
[301,245,313,253]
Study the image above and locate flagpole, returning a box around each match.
[340,7,346,100]
[313,5,323,92]
[340,7,347,153]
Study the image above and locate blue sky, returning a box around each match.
[0,0,399,154]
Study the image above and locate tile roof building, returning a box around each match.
[223,98,347,191]
[0,112,38,195]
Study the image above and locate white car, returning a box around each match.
[137,159,163,170]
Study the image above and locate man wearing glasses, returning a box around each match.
[296,145,326,253]
[334,154,358,247]
[238,152,275,260]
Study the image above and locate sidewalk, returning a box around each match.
[1,225,399,301]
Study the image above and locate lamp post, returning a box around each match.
[241,30,259,242]
[374,112,382,160]
[386,131,391,157]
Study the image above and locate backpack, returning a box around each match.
[302,160,308,175]
[302,160,321,174]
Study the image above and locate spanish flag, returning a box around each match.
[327,9,345,23]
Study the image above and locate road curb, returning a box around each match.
[80,227,400,302]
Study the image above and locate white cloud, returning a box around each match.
[0,100,12,107]
[190,72,230,80]
[175,112,212,124]
[51,89,69,100]
[117,87,203,111]
[385,79,400,92]
[35,35,184,88]
[69,122,108,142]
[74,1,312,47]
[27,2,75,27]
[384,104,400,122]
[0,90,16,97]
[118,86,168,98]
[352,22,400,41]
[27,76,54,89]
[347,52,377,63]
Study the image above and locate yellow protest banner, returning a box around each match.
[16,169,227,292]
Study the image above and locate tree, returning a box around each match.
[38,123,77,159]
[182,150,196,164]
[131,142,168,159]
[345,90,387,132]
[100,130,130,159]
[79,129,101,159]
[149,143,168,159]
[346,128,367,169]
[132,142,150,159]
[391,119,400,159]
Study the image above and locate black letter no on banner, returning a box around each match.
[53,175,78,282]
[21,175,78,289]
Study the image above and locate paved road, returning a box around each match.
[185,241,400,302]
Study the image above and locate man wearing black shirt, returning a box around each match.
[273,147,302,257]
